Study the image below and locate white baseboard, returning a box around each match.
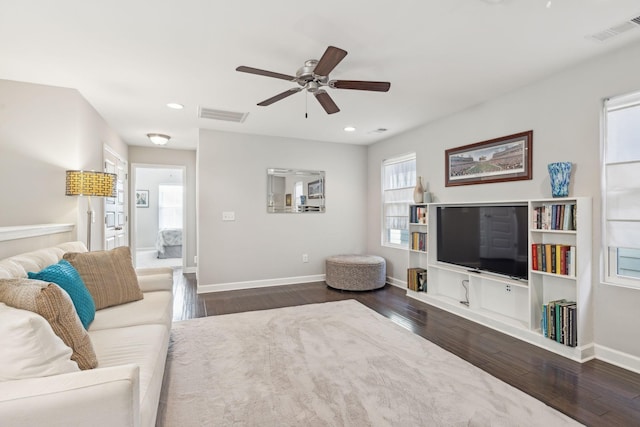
[197,274,326,294]
[594,344,640,374]
[387,277,406,289]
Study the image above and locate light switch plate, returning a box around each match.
[222,211,235,221]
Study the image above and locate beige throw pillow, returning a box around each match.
[64,246,143,310]
[0,278,98,370]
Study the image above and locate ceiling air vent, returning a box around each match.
[588,15,640,42]
[199,107,248,123]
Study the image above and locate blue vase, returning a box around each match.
[548,162,572,198]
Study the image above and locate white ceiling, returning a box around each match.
[1,0,639,150]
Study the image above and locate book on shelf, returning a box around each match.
[409,205,428,224]
[411,232,427,252]
[532,203,576,231]
[531,244,576,276]
[407,267,427,292]
[541,299,577,347]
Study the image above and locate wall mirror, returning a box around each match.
[267,168,325,213]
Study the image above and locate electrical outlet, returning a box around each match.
[302,254,309,263]
[222,211,235,221]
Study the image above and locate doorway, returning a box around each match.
[131,164,186,269]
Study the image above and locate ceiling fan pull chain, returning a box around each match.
[305,90,308,119]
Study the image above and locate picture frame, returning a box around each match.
[285,193,292,207]
[445,130,533,187]
[135,190,149,208]
[307,179,324,199]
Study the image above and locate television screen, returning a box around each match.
[436,205,528,280]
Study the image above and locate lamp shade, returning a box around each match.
[65,170,117,197]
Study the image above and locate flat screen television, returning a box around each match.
[436,204,529,280]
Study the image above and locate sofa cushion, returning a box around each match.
[90,324,170,427]
[88,291,173,332]
[0,278,98,370]
[8,247,64,273]
[0,303,80,380]
[0,259,27,279]
[28,260,96,329]
[64,247,143,310]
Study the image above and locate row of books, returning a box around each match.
[409,206,428,224]
[542,300,577,347]
[532,203,576,231]
[531,244,576,276]
[407,267,427,292]
[411,232,427,252]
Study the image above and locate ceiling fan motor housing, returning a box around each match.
[297,59,330,90]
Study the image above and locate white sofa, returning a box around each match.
[0,241,173,427]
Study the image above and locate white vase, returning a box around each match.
[413,176,424,203]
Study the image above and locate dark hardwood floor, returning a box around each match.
[171,271,640,426]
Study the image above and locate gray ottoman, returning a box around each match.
[325,254,386,291]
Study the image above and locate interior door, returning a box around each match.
[104,147,128,250]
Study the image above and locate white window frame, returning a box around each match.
[382,153,416,249]
[602,90,640,289]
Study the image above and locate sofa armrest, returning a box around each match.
[136,267,173,293]
[0,364,140,427]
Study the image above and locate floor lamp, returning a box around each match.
[65,170,117,251]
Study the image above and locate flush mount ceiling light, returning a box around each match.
[166,103,184,110]
[344,126,356,132]
[147,133,171,145]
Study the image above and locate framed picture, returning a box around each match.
[445,130,533,187]
[135,190,149,208]
[308,179,324,199]
[285,193,292,207]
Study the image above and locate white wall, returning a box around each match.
[197,130,367,290]
[0,79,128,257]
[128,147,197,269]
[367,40,640,363]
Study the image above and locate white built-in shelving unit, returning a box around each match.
[406,197,593,362]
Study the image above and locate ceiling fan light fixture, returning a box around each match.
[147,133,171,145]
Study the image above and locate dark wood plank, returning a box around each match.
[169,276,640,426]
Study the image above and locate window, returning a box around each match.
[382,153,416,248]
[158,184,183,229]
[602,90,640,288]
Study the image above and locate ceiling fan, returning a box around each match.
[236,46,390,114]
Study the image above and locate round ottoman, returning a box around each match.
[325,254,386,291]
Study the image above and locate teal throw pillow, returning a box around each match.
[28,260,96,329]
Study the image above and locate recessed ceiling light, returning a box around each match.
[344,126,356,132]
[166,103,184,110]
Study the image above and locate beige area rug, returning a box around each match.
[157,300,582,426]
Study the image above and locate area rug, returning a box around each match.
[157,300,581,426]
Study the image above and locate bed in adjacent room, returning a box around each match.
[156,228,182,259]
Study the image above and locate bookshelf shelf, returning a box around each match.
[405,197,594,362]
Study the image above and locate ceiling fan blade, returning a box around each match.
[330,80,391,92]
[257,88,302,106]
[313,46,348,77]
[314,90,340,114]
[236,66,296,81]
